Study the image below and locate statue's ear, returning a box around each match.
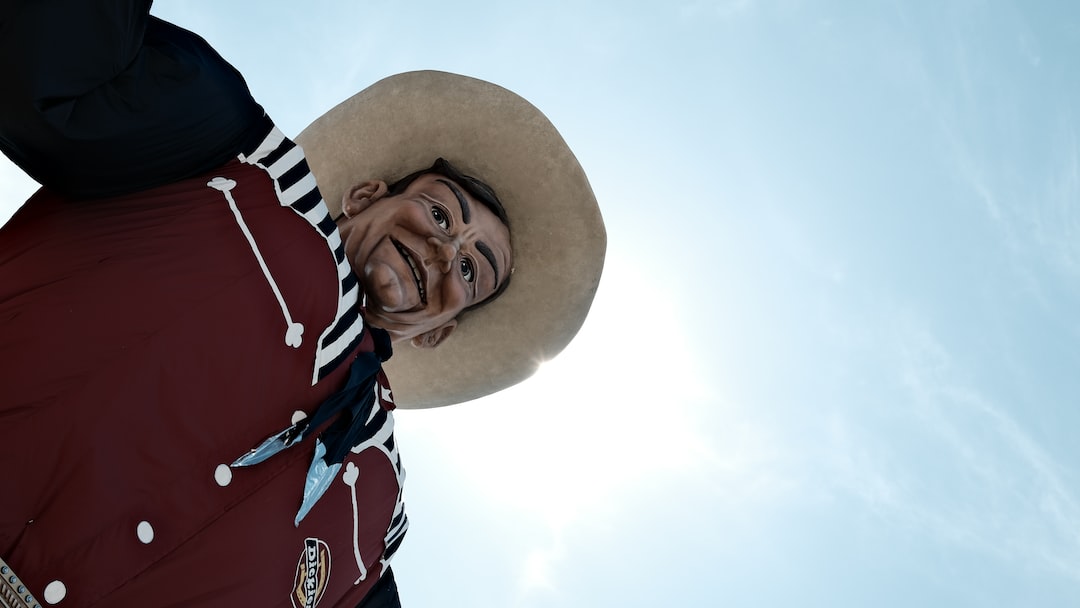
[410,320,458,349]
[341,180,389,218]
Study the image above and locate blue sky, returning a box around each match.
[3,1,1080,606]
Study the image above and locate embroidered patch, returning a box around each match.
[292,538,332,608]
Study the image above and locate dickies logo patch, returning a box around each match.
[292,538,331,608]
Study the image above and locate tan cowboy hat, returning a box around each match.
[296,70,606,409]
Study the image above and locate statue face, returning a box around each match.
[337,173,512,346]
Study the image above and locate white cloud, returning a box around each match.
[680,0,757,20]
[828,319,1080,580]
[1033,127,1080,278]
[518,537,564,594]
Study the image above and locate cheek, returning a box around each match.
[436,275,471,312]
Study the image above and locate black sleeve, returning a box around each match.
[354,568,403,608]
[0,0,265,197]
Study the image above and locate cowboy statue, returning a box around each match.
[0,2,606,607]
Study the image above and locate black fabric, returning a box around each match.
[355,568,402,608]
[0,0,264,197]
[256,326,392,469]
[300,326,393,466]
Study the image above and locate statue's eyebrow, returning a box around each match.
[476,241,500,287]
[436,178,470,224]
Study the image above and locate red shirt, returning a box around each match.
[0,134,406,607]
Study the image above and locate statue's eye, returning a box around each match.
[460,258,475,283]
[431,207,449,230]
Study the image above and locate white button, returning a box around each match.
[291,410,308,424]
[43,580,66,604]
[136,521,155,544]
[214,464,233,487]
[284,322,304,348]
[206,177,236,191]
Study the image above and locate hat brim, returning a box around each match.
[296,71,606,409]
